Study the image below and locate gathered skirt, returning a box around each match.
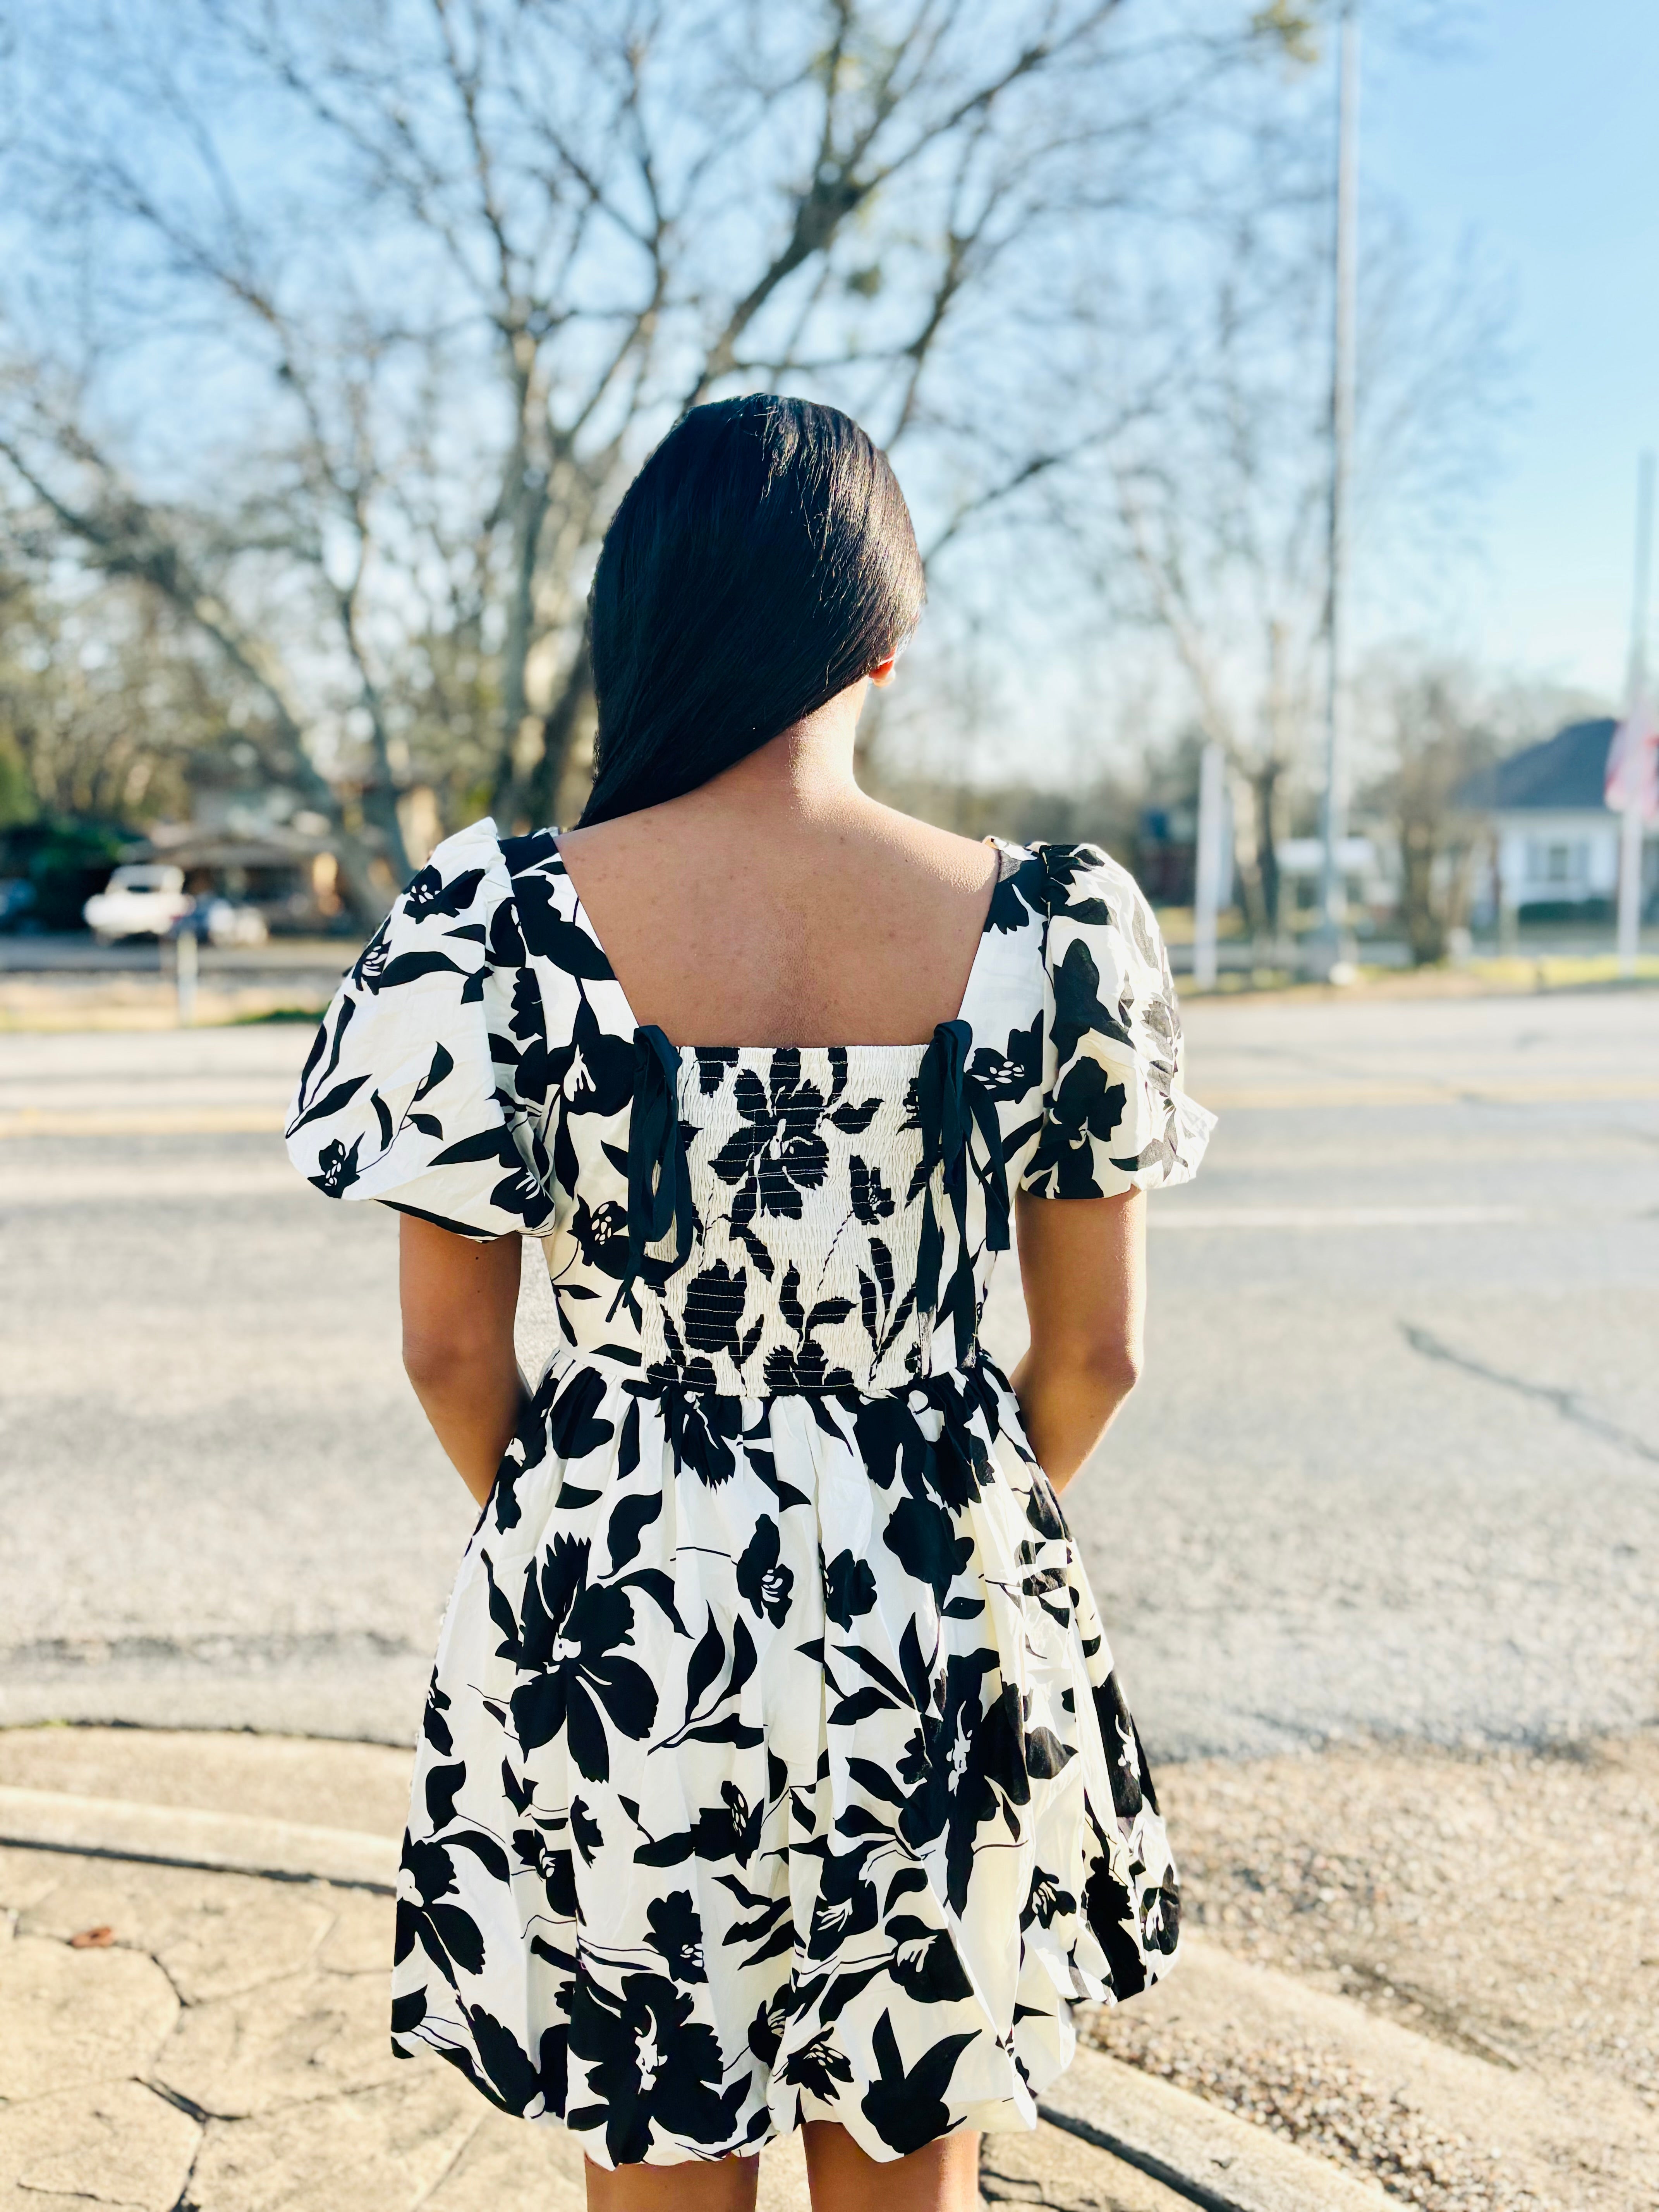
[391,1346,1179,2167]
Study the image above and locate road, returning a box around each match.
[1,987,1656,1760]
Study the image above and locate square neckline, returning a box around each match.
[550,831,1026,1055]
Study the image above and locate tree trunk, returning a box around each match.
[513,638,594,830]
[358,777,412,888]
[1228,765,1269,943]
[1399,815,1443,964]
[1252,760,1282,945]
[495,433,551,821]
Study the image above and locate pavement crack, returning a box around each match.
[139,1946,195,2012]
[977,2171,1059,2207]
[1400,1322,1659,1465]
[409,2118,482,2209]
[165,2130,206,2212]
[978,2159,1096,2211]
[144,2077,216,2125]
[16,2191,133,2206]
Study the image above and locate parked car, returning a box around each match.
[1,816,128,931]
[0,879,37,932]
[187,897,269,948]
[83,864,195,943]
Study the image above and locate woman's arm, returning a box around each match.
[398,1215,527,1506]
[1010,1186,1146,1492]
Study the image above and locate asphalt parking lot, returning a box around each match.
[2,986,1656,1761]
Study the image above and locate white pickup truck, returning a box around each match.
[83,864,195,944]
[83,864,268,946]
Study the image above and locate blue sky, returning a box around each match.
[1364,0,1656,696]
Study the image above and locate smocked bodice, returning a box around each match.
[643,1046,941,1392]
[571,1035,1012,1395]
[285,818,1213,1398]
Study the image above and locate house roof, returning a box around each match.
[1457,717,1616,812]
[133,824,329,868]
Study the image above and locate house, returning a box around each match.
[1458,717,1658,925]
[133,745,346,933]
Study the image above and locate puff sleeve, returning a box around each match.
[284,817,555,1240]
[1017,842,1214,1199]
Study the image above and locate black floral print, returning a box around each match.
[286,817,1212,2168]
[736,1517,795,1625]
[496,1534,658,1779]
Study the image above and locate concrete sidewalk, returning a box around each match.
[0,1727,1417,2212]
[8,1726,1656,2212]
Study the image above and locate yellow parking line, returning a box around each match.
[0,1108,289,1137]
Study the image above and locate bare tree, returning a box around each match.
[0,0,1299,921]
[0,559,251,828]
[1354,658,1492,963]
[1077,81,1512,943]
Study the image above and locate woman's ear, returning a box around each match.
[868,654,898,687]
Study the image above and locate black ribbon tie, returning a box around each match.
[608,1023,693,1321]
[915,1018,1011,1365]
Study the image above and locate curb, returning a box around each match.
[0,1783,397,1892]
[1041,2045,1387,2212]
[0,1777,1382,2212]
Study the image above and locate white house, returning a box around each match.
[1459,717,1658,926]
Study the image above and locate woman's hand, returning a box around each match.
[1010,1186,1146,1492]
[398,1216,527,1506]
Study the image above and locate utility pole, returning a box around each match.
[1312,0,1360,980]
[1615,453,1655,976]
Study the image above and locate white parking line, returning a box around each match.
[1152,1205,1528,1230]
[0,1107,287,1137]
[1197,1079,1659,1109]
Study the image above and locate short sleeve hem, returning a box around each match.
[1017,842,1214,1200]
[284,818,556,1240]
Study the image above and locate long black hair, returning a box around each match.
[578,395,925,826]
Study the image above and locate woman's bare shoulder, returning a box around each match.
[862,800,1002,891]
[555,791,996,893]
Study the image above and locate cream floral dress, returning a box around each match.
[286,822,1212,2167]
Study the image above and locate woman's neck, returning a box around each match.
[680,681,871,824]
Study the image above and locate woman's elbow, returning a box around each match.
[1072,1332,1142,1410]
[1098,1337,1143,1396]
[1027,1329,1142,1406]
[402,1329,484,1395]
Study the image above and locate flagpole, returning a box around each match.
[1312,0,1361,981]
[1616,452,1655,977]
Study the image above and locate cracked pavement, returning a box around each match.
[6,1725,1649,2212]
[0,1840,596,2211]
[0,1853,1191,2212]
[0,1725,1200,2212]
[2,991,1656,1759]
